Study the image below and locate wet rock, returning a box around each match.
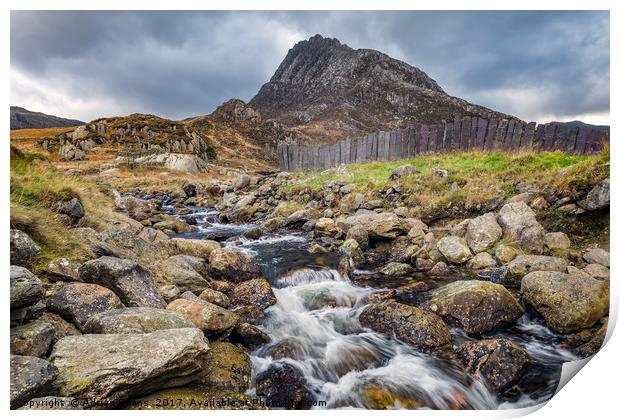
[359,300,451,351]
[167,298,239,336]
[201,342,251,392]
[199,288,231,308]
[230,278,277,309]
[10,321,55,358]
[170,238,220,259]
[229,322,271,349]
[262,338,306,360]
[466,213,502,253]
[10,266,44,310]
[255,362,314,409]
[563,317,608,358]
[79,256,166,308]
[455,338,530,392]
[308,242,328,254]
[467,252,497,270]
[579,178,609,211]
[494,244,521,264]
[10,355,58,409]
[390,164,419,180]
[378,262,414,276]
[346,225,369,249]
[421,280,524,335]
[244,227,263,240]
[436,235,472,264]
[544,232,571,250]
[584,263,610,281]
[10,229,41,266]
[182,180,202,198]
[281,209,312,228]
[46,283,125,331]
[314,218,338,237]
[496,202,545,254]
[153,255,210,294]
[583,248,610,267]
[83,307,194,334]
[498,255,567,287]
[49,328,210,405]
[209,248,261,281]
[521,271,609,333]
[44,258,81,282]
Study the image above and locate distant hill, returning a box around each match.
[10,106,84,130]
[546,120,610,134]
[250,34,515,143]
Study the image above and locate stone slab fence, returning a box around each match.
[276,116,610,171]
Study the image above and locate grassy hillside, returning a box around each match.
[285,149,610,219]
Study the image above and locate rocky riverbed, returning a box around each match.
[10,167,610,410]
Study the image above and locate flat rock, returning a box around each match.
[44,258,82,282]
[83,307,195,334]
[49,328,210,406]
[170,238,220,259]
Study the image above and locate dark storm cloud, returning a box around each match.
[10,10,609,123]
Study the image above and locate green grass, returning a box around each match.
[285,150,609,218]
[10,145,118,271]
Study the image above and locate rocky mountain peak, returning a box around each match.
[250,35,512,143]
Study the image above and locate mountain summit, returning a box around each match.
[250,34,514,142]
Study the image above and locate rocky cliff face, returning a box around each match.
[250,35,514,142]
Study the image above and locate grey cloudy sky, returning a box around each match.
[11,10,609,124]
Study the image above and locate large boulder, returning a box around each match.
[521,271,609,333]
[49,328,210,406]
[10,321,55,358]
[255,362,314,409]
[209,248,261,281]
[338,211,407,239]
[83,307,195,334]
[153,255,210,294]
[359,300,451,352]
[170,238,220,259]
[10,229,41,266]
[436,235,472,264]
[98,226,168,265]
[10,266,44,309]
[46,283,125,331]
[465,213,502,253]
[166,298,239,337]
[421,280,524,335]
[10,355,58,409]
[230,279,277,309]
[579,178,609,211]
[497,255,567,287]
[455,339,530,392]
[200,342,251,392]
[134,153,209,174]
[496,202,545,254]
[79,256,166,308]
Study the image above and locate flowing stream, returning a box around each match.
[168,204,577,410]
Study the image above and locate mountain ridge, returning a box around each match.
[10,106,85,130]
